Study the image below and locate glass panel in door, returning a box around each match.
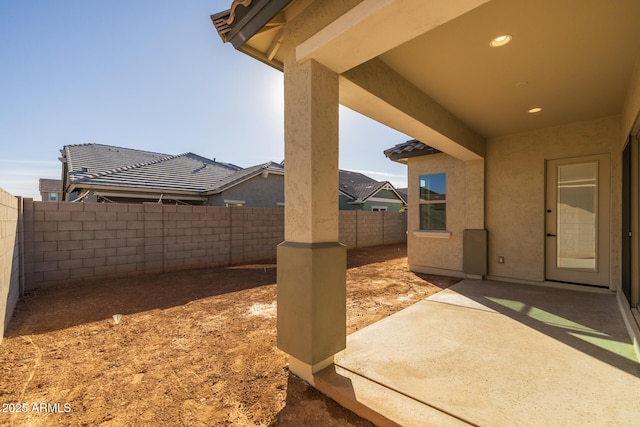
[556,162,597,271]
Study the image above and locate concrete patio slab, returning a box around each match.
[316,280,640,426]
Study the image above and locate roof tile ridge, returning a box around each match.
[181,152,234,168]
[356,180,386,201]
[207,161,278,192]
[73,153,180,182]
[97,143,169,157]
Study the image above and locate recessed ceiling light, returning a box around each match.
[528,107,542,114]
[490,34,512,47]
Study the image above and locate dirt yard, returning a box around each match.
[0,243,459,426]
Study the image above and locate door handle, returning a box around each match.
[546,233,556,237]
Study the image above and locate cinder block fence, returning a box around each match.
[0,189,20,341]
[20,200,406,290]
[0,196,406,340]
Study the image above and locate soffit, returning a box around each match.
[378,0,640,137]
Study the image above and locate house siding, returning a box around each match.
[340,189,406,212]
[207,174,284,208]
[339,194,358,210]
[362,200,403,212]
[363,189,405,212]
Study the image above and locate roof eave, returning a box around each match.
[229,0,291,49]
[362,181,407,205]
[211,0,291,72]
[67,183,206,198]
[206,167,284,195]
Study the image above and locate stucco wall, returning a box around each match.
[0,189,20,341]
[407,153,467,275]
[406,116,621,284]
[486,115,621,284]
[621,57,640,142]
[208,174,285,208]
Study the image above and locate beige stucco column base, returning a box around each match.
[277,241,346,378]
[288,355,334,386]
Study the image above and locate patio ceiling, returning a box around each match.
[233,0,640,141]
[378,0,640,138]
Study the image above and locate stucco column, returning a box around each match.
[277,58,346,383]
[465,158,485,229]
[463,158,487,279]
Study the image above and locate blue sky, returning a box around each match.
[0,0,409,200]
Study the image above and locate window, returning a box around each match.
[371,206,388,212]
[419,173,446,230]
[49,192,58,201]
[224,200,245,207]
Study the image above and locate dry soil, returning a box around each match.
[0,243,458,426]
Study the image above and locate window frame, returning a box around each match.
[418,173,447,232]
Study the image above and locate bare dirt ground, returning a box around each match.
[0,243,459,426]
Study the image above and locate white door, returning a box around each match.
[545,154,610,287]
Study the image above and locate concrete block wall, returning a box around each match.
[231,208,284,264]
[355,211,384,248]
[339,211,407,250]
[383,211,407,245]
[20,201,405,289]
[339,211,358,249]
[0,189,20,341]
[22,201,147,290]
[160,205,232,272]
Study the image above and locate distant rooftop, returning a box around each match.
[39,178,62,192]
[61,143,245,194]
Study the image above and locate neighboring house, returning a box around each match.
[207,161,285,207]
[212,0,640,393]
[338,170,406,212]
[59,143,285,207]
[38,178,62,201]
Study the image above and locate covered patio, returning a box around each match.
[316,280,640,426]
[212,0,640,424]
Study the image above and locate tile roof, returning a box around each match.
[383,139,441,162]
[396,188,408,203]
[210,161,284,194]
[62,143,242,193]
[339,170,387,202]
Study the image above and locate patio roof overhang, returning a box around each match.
[211,0,293,71]
[214,0,640,156]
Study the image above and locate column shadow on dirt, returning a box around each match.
[269,371,374,427]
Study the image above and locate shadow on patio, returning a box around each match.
[316,280,640,426]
